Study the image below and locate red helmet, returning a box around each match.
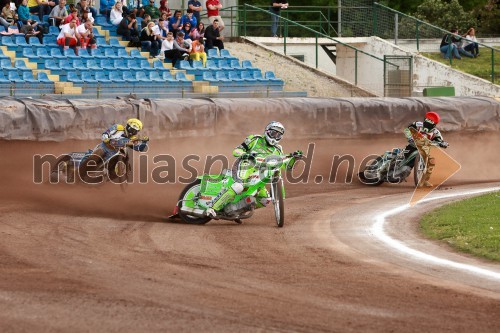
[425,111,440,124]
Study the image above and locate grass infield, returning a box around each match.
[420,192,500,261]
[421,50,500,85]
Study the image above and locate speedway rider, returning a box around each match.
[402,111,449,187]
[78,118,149,177]
[206,121,303,217]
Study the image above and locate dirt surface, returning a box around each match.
[1,133,500,332]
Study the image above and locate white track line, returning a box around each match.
[372,187,500,280]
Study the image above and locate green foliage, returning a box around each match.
[413,0,477,32]
[421,192,500,261]
[473,0,500,36]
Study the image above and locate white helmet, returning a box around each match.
[264,121,285,146]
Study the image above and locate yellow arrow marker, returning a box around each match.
[409,128,461,206]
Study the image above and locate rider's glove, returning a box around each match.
[439,141,449,148]
[292,150,304,159]
[141,136,149,142]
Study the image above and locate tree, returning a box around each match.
[412,0,476,32]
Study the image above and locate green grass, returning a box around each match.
[421,48,500,84]
[421,192,500,261]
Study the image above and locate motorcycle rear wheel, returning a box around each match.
[50,154,74,183]
[178,179,212,225]
[271,179,285,228]
[358,157,384,186]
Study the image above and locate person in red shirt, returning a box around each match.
[206,0,224,32]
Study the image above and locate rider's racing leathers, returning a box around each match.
[97,124,148,161]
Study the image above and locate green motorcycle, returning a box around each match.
[173,153,300,227]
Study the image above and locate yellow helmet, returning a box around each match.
[126,118,143,136]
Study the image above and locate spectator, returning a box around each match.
[439,28,461,60]
[269,1,287,37]
[144,0,160,20]
[141,14,151,29]
[204,18,223,50]
[117,12,138,41]
[156,17,168,38]
[28,0,51,21]
[181,21,193,45]
[160,31,182,64]
[1,2,17,29]
[64,8,80,25]
[181,8,197,29]
[174,31,191,58]
[21,20,43,43]
[49,0,68,27]
[168,9,182,36]
[188,0,202,26]
[463,27,479,57]
[190,21,205,40]
[76,0,97,21]
[77,20,96,49]
[140,21,160,58]
[18,0,38,25]
[81,10,93,24]
[110,1,124,26]
[189,37,206,66]
[452,28,474,58]
[159,0,171,18]
[206,0,224,32]
[99,0,113,17]
[57,17,80,54]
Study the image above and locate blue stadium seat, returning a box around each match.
[0,26,5,32]
[43,36,58,47]
[59,59,74,71]
[108,71,123,82]
[206,60,219,70]
[117,49,132,59]
[139,60,154,72]
[23,48,38,62]
[22,72,38,83]
[217,59,231,70]
[0,36,15,47]
[152,60,169,72]
[36,47,51,59]
[242,60,259,72]
[135,71,149,82]
[8,71,24,83]
[90,48,107,59]
[161,72,176,82]
[49,26,60,35]
[252,71,269,82]
[92,27,101,36]
[37,72,53,83]
[72,59,87,70]
[113,59,128,70]
[95,37,110,49]
[241,71,258,82]
[220,49,237,60]
[215,71,231,82]
[63,49,79,59]
[44,59,60,71]
[191,60,208,71]
[126,59,140,69]
[28,37,42,47]
[202,71,217,82]
[123,71,136,83]
[42,15,49,23]
[100,59,115,70]
[230,60,244,71]
[95,71,113,83]
[175,60,192,70]
[129,49,144,59]
[109,39,122,48]
[14,60,32,72]
[207,48,218,58]
[78,48,92,58]
[0,48,9,59]
[0,59,15,70]
[175,72,190,82]
[86,59,101,70]
[264,71,284,83]
[67,72,84,83]
[81,72,98,83]
[228,71,245,82]
[50,48,65,59]
[0,72,10,83]
[149,71,164,82]
[104,48,117,58]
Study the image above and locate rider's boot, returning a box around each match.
[206,183,244,217]
[419,157,436,187]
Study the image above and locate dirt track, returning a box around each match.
[1,133,499,332]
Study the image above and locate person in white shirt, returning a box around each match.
[76,21,96,49]
[160,31,187,65]
[57,17,80,54]
[110,1,124,25]
[463,27,479,57]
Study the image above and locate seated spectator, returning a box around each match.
[157,17,169,38]
[49,0,68,27]
[76,0,97,21]
[463,27,479,57]
[160,31,183,65]
[181,22,193,46]
[181,8,196,28]
[77,20,96,49]
[452,29,474,58]
[189,21,205,40]
[141,13,151,30]
[110,1,124,26]
[117,13,138,41]
[439,28,461,60]
[144,0,160,20]
[1,2,17,29]
[81,10,93,24]
[99,0,113,17]
[174,31,191,54]
[189,37,206,66]
[28,0,51,21]
[159,0,171,18]
[18,0,38,26]
[64,8,80,25]
[140,21,160,58]
[57,17,80,55]
[168,9,182,37]
[204,18,223,50]
[21,20,43,43]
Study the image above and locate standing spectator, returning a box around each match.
[76,0,97,21]
[57,17,80,54]
[110,1,124,26]
[204,18,223,50]
[188,0,202,25]
[117,12,138,41]
[168,9,182,36]
[269,1,287,37]
[181,8,196,28]
[140,21,160,57]
[190,37,206,65]
[28,0,51,21]
[1,2,17,29]
[159,0,171,18]
[77,20,96,49]
[49,0,68,27]
[190,21,204,40]
[206,0,224,32]
[160,31,181,65]
[144,0,160,20]
[463,27,479,57]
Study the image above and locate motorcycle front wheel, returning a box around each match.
[413,153,426,187]
[50,154,74,183]
[271,179,285,228]
[177,179,212,225]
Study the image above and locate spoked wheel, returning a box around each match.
[108,154,129,191]
[413,153,426,187]
[358,156,384,186]
[271,178,285,228]
[177,179,212,225]
[50,154,74,183]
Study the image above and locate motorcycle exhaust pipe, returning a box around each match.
[179,207,209,218]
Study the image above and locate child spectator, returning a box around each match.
[190,37,206,66]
